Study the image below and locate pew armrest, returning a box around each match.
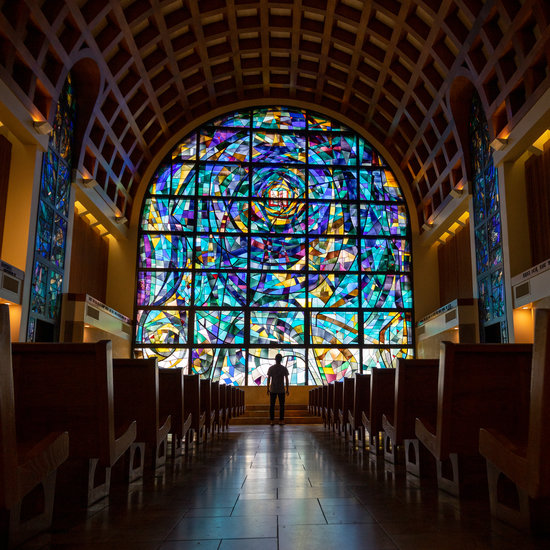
[415,417,439,459]
[112,420,137,465]
[158,415,171,445]
[382,414,396,444]
[183,413,192,436]
[17,431,70,498]
[479,427,528,489]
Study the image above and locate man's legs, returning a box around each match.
[269,392,277,421]
[277,392,286,421]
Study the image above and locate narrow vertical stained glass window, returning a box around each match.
[27,74,75,341]
[135,107,414,384]
[469,92,508,342]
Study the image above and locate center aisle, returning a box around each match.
[24,425,549,550]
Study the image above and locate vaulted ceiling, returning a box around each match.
[1,0,549,229]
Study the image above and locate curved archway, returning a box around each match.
[134,107,414,385]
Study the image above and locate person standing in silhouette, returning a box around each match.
[266,353,290,425]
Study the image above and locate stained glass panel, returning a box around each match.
[140,347,189,369]
[137,107,413,382]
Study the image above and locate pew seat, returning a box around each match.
[363,368,395,455]
[415,342,532,497]
[0,305,69,548]
[184,375,206,443]
[11,340,136,506]
[349,373,370,451]
[479,309,550,532]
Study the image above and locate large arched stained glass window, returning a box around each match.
[135,107,413,385]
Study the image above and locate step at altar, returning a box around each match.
[230,404,322,425]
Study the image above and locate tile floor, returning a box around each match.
[20,425,550,549]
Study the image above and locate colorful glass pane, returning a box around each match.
[252,133,306,163]
[250,272,306,307]
[307,113,344,132]
[198,164,249,197]
[248,348,306,386]
[475,224,489,274]
[194,272,248,307]
[55,162,70,216]
[136,309,187,344]
[141,198,196,232]
[250,237,306,270]
[253,107,307,130]
[137,271,192,307]
[194,311,245,344]
[172,134,197,160]
[358,138,384,166]
[150,164,171,194]
[308,237,358,271]
[361,204,408,236]
[363,312,412,345]
[213,112,251,127]
[363,348,413,370]
[308,202,358,235]
[310,348,360,383]
[50,214,67,268]
[195,235,248,269]
[47,270,63,319]
[252,166,306,199]
[40,150,56,201]
[308,274,359,308]
[35,202,53,259]
[491,269,505,318]
[361,239,411,272]
[309,168,357,200]
[30,261,47,314]
[361,274,413,309]
[250,310,305,345]
[359,170,404,202]
[251,200,307,234]
[310,311,359,345]
[139,235,193,269]
[197,199,248,233]
[200,130,249,162]
[171,164,196,195]
[192,348,247,385]
[308,134,357,165]
[140,347,188,369]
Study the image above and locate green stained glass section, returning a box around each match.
[139,235,193,269]
[141,198,196,232]
[250,272,306,307]
[361,239,411,272]
[36,202,53,259]
[194,311,245,344]
[308,274,359,308]
[309,134,357,165]
[310,311,359,345]
[308,237,358,271]
[358,138,385,166]
[361,274,413,309]
[194,272,248,307]
[253,107,307,130]
[195,235,248,269]
[360,170,403,202]
[250,311,305,344]
[47,270,63,319]
[136,309,187,345]
[50,214,67,267]
[249,348,306,386]
[361,204,408,236]
[309,168,357,200]
[30,261,47,315]
[140,347,189,369]
[363,311,412,345]
[192,348,246,385]
[197,199,248,233]
[250,237,306,270]
[137,271,192,307]
[198,164,249,197]
[310,348,360,383]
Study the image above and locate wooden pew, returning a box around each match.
[349,373,370,450]
[0,305,69,548]
[381,359,439,469]
[325,384,334,429]
[112,359,171,474]
[479,309,550,532]
[210,381,221,434]
[320,385,328,427]
[184,375,206,443]
[11,340,136,506]
[219,384,229,430]
[362,368,395,455]
[339,378,355,439]
[331,381,344,432]
[200,379,214,440]
[159,368,192,457]
[415,342,532,497]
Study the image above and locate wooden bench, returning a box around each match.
[339,378,355,439]
[219,384,229,430]
[325,384,334,429]
[331,381,343,432]
[200,379,214,440]
[381,359,439,470]
[479,309,550,531]
[210,381,221,433]
[362,368,395,455]
[349,373,370,450]
[11,340,136,506]
[415,342,532,497]
[320,385,328,427]
[0,305,69,548]
[159,368,192,457]
[184,375,206,443]
[112,359,171,475]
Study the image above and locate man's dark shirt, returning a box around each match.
[267,363,289,393]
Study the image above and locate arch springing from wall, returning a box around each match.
[135,107,414,385]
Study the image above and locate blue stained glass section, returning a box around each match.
[195,235,248,269]
[361,274,413,309]
[309,168,357,200]
[140,234,193,270]
[194,272,248,307]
